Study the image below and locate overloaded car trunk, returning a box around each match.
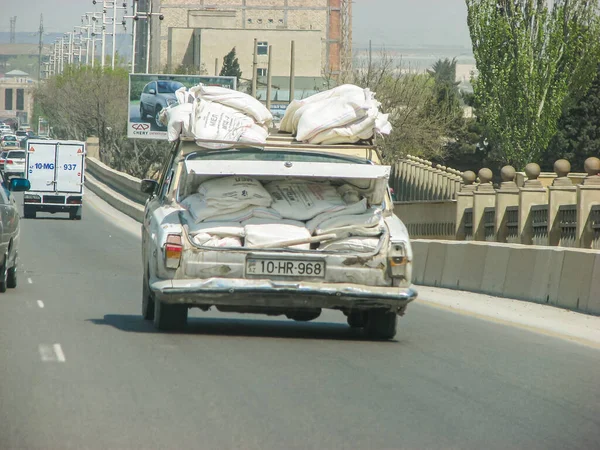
[173,150,398,289]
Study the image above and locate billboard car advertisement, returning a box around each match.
[128,74,237,140]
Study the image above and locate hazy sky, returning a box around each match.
[1,0,472,47]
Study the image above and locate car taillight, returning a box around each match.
[6,159,12,164]
[164,234,183,270]
[67,197,82,204]
[24,194,41,203]
[388,242,408,278]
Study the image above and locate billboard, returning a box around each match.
[128,74,237,140]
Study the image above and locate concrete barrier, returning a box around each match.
[412,239,600,315]
[85,171,145,223]
[86,157,148,205]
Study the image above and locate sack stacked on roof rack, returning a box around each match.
[161,84,273,148]
[279,84,392,145]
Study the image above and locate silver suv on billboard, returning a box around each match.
[139,80,185,129]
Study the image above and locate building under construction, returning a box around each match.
[149,0,352,77]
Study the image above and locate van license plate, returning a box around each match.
[246,259,325,277]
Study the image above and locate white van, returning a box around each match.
[24,139,85,220]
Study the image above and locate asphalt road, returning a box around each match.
[0,192,599,450]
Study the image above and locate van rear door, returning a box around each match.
[56,142,85,193]
[27,141,57,192]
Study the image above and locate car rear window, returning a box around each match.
[7,151,25,159]
[3,136,16,141]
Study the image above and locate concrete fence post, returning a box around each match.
[576,157,600,248]
[519,163,548,245]
[85,136,100,159]
[456,171,477,239]
[473,168,496,241]
[549,159,577,246]
[495,165,519,243]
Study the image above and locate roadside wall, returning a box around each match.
[411,239,600,315]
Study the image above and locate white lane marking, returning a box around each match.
[27,278,32,284]
[37,300,44,308]
[53,344,66,362]
[38,344,66,362]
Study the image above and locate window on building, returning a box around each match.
[247,18,252,24]
[268,19,274,24]
[279,19,284,24]
[257,41,268,55]
[257,19,263,24]
[257,68,267,77]
[4,89,13,111]
[16,89,24,111]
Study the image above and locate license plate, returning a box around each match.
[246,258,325,277]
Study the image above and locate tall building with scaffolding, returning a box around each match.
[150,0,352,77]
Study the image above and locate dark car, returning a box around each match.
[139,80,185,129]
[0,174,30,291]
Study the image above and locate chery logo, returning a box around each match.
[132,123,150,131]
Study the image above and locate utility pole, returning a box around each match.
[289,41,295,105]
[266,45,273,111]
[9,16,17,44]
[129,0,164,74]
[112,1,118,69]
[101,4,107,68]
[37,14,44,81]
[251,38,258,98]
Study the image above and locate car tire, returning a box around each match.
[7,265,17,289]
[155,106,165,129]
[365,310,397,340]
[0,259,7,293]
[153,299,187,331]
[142,264,155,320]
[139,103,146,121]
[23,206,35,219]
[347,310,367,328]
[69,208,82,220]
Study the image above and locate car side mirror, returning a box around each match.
[148,89,156,95]
[9,178,30,192]
[140,179,158,196]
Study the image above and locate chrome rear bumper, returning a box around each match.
[151,277,418,312]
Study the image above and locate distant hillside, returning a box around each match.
[0,32,132,60]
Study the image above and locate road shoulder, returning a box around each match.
[417,285,600,349]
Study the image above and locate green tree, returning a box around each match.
[545,65,600,171]
[427,58,463,122]
[219,47,242,85]
[466,0,600,168]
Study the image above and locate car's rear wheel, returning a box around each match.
[153,299,187,331]
[365,310,397,340]
[0,258,8,293]
[139,103,145,120]
[7,262,17,289]
[69,208,82,220]
[23,205,35,219]
[347,310,367,328]
[142,264,154,320]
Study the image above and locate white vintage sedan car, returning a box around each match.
[140,134,416,340]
